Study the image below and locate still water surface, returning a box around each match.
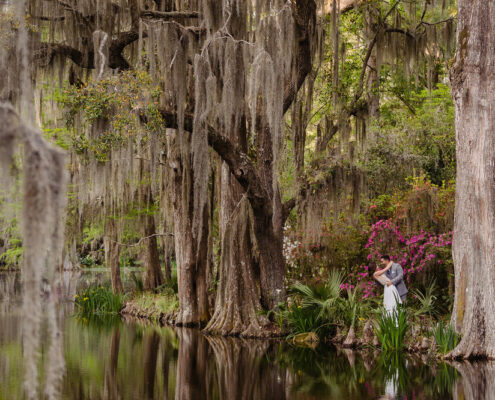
[0,270,466,399]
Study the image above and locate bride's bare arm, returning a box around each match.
[373,263,393,279]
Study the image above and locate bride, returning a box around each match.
[374,262,402,315]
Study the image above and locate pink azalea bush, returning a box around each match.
[346,219,452,298]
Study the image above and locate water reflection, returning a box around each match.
[0,271,478,399]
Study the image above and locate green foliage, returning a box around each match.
[42,126,71,150]
[291,270,343,321]
[280,304,323,339]
[130,271,144,292]
[56,70,164,162]
[280,271,376,339]
[368,84,456,195]
[340,287,374,329]
[280,271,345,338]
[78,255,98,267]
[129,290,179,323]
[82,224,103,245]
[74,285,123,317]
[411,281,438,319]
[374,306,408,351]
[433,322,459,355]
[0,238,22,267]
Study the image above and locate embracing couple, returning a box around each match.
[373,255,407,315]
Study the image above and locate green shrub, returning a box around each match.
[340,287,374,329]
[78,255,97,267]
[281,304,323,339]
[281,271,344,338]
[75,285,123,316]
[374,306,408,351]
[433,322,459,354]
[411,280,438,319]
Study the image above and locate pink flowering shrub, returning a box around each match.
[284,178,454,300]
[346,219,453,298]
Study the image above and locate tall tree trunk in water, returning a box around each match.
[143,213,163,290]
[255,123,286,310]
[449,0,495,359]
[166,129,209,326]
[138,158,164,290]
[104,218,122,294]
[204,165,270,336]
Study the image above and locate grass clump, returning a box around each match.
[75,285,123,316]
[433,322,459,354]
[374,306,408,351]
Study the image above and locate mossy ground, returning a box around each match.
[121,290,179,324]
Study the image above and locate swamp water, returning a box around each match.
[0,270,469,399]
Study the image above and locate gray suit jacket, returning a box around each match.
[385,263,407,298]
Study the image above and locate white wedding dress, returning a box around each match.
[376,275,402,315]
[383,284,402,316]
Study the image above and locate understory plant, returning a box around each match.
[433,322,459,355]
[282,270,344,338]
[374,306,408,351]
[75,284,123,316]
[281,271,376,339]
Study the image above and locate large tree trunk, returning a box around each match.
[204,165,271,337]
[166,128,209,326]
[104,218,122,294]
[138,158,164,290]
[143,214,164,290]
[255,122,287,310]
[449,0,495,359]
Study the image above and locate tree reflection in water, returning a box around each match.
[450,361,495,400]
[0,271,470,400]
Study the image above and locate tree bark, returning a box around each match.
[204,166,272,337]
[449,0,495,359]
[104,218,122,294]
[143,214,164,290]
[138,158,164,290]
[255,121,287,310]
[166,128,209,326]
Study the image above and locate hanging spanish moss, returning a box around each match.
[0,1,68,397]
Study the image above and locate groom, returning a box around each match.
[380,255,408,303]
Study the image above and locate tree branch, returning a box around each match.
[156,109,272,217]
[141,10,200,19]
[282,198,297,223]
[283,0,317,115]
